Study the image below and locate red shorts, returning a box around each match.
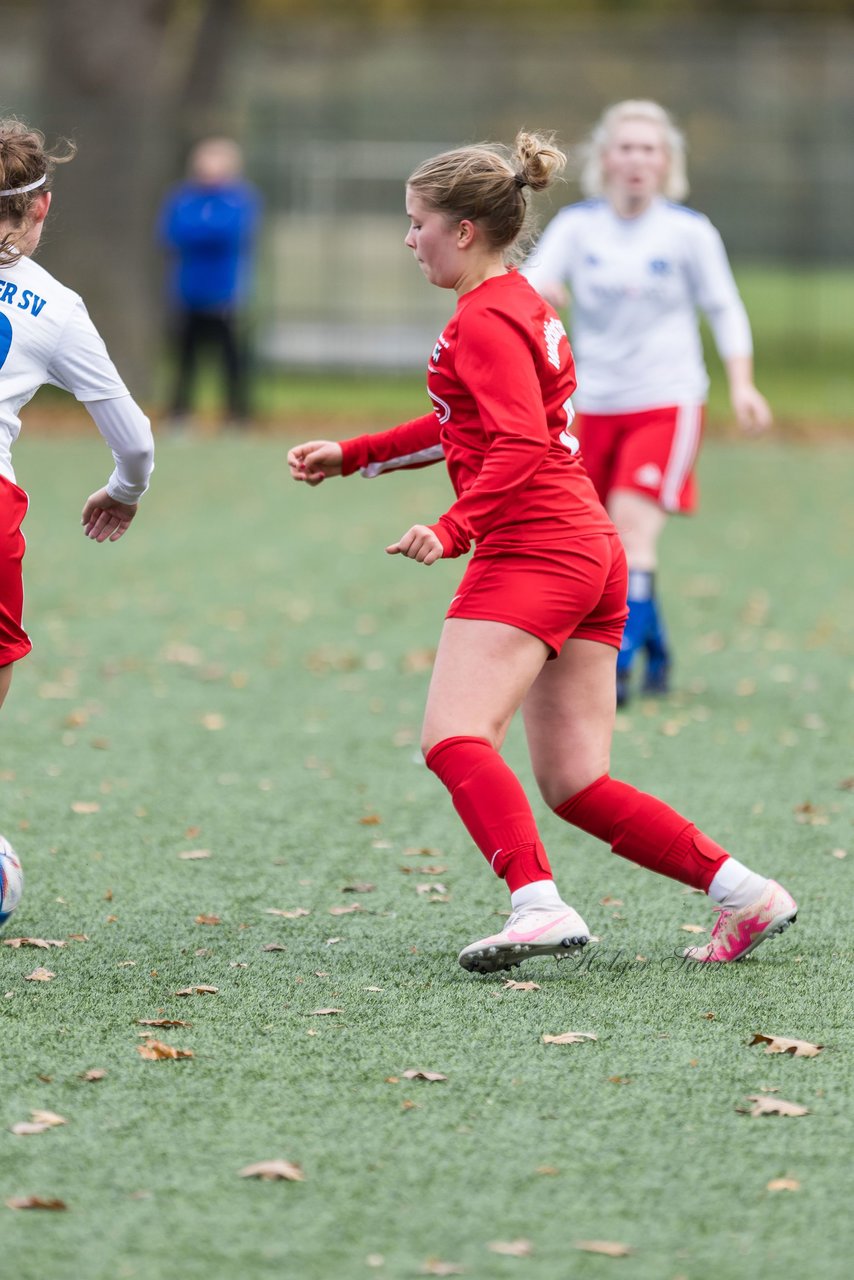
[0,475,31,666]
[446,531,628,658]
[575,403,704,514]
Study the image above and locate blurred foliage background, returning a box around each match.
[2,0,853,422]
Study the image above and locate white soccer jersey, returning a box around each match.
[523,197,753,414]
[0,253,152,500]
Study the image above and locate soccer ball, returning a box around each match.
[0,835,23,928]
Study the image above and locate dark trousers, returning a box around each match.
[170,309,250,421]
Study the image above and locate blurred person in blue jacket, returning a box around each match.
[159,137,261,428]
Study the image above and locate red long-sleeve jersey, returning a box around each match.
[339,270,613,558]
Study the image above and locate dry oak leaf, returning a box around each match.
[11,1110,67,1135]
[542,1032,598,1046]
[174,985,219,996]
[81,1069,107,1082]
[136,1039,193,1061]
[742,1095,809,1118]
[487,1240,533,1258]
[178,849,211,860]
[358,814,381,826]
[71,801,100,814]
[264,907,310,918]
[749,1034,824,1058]
[503,979,540,991]
[238,1159,304,1182]
[574,1240,633,1258]
[24,968,55,982]
[261,943,287,952]
[767,1177,801,1192]
[420,1260,464,1276]
[328,904,362,916]
[136,1018,192,1028]
[680,924,707,934]
[6,1195,68,1211]
[194,914,221,926]
[3,937,65,949]
[401,1069,448,1082]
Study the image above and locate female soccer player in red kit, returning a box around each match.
[288,132,796,972]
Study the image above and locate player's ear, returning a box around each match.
[32,191,51,225]
[457,218,476,248]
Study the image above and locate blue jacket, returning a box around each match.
[159,180,261,310]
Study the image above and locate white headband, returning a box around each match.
[0,174,47,198]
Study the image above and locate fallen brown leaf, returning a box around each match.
[767,1176,801,1192]
[136,1039,193,1061]
[261,943,287,952]
[542,1032,597,1046]
[24,968,55,982]
[136,1018,192,1028]
[81,1069,107,1081]
[6,1195,68,1211]
[2,937,65,949]
[305,1007,343,1016]
[264,907,310,918]
[328,904,362,915]
[487,1240,532,1257]
[342,882,375,894]
[535,1165,560,1176]
[178,849,211,860]
[194,914,221,926]
[574,1240,633,1257]
[749,1034,823,1058]
[742,1095,809,1118]
[401,1069,448,1082]
[174,985,219,996]
[503,980,540,991]
[680,924,707,934]
[238,1159,304,1181]
[420,1261,464,1277]
[71,801,100,814]
[358,814,381,826]
[30,1110,66,1127]
[200,713,225,731]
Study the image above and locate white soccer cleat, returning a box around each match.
[458,902,590,974]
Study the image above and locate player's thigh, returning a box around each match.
[522,637,617,807]
[421,617,549,754]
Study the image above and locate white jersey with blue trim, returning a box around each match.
[523,196,753,414]
[0,253,146,491]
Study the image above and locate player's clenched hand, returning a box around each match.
[385,525,443,565]
[288,440,343,486]
[81,489,138,542]
[731,384,772,436]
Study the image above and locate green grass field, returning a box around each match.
[2,430,852,1279]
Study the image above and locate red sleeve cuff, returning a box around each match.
[339,436,368,477]
[430,517,470,559]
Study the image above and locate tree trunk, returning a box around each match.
[36,0,240,400]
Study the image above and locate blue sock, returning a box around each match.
[617,570,655,675]
[645,592,670,670]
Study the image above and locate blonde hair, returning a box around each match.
[0,118,75,266]
[408,130,566,263]
[579,100,688,202]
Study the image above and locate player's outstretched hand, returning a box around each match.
[732,384,773,435]
[386,525,443,565]
[288,440,343,486]
[81,489,139,542]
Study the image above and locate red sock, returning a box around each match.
[425,736,553,892]
[554,775,729,891]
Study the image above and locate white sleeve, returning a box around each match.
[688,219,753,360]
[46,299,129,402]
[84,396,155,504]
[522,209,576,293]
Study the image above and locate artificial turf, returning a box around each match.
[1,430,852,1279]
